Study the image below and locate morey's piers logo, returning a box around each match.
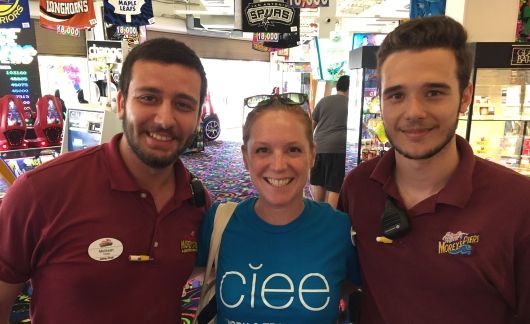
[438,231,479,256]
[245,1,294,30]
[0,0,24,24]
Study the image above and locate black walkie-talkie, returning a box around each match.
[189,174,206,207]
[380,197,411,239]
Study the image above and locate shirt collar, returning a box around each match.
[103,133,193,202]
[370,135,475,209]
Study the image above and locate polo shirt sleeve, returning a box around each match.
[347,237,362,287]
[341,210,361,287]
[195,202,219,267]
[516,229,530,323]
[335,208,362,287]
[0,174,41,284]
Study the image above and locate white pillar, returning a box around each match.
[318,1,338,38]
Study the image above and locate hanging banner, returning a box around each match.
[0,22,42,114]
[252,31,300,51]
[0,0,31,29]
[287,0,328,8]
[104,0,155,26]
[252,33,280,52]
[40,0,97,30]
[410,0,446,18]
[242,0,300,33]
[263,31,299,48]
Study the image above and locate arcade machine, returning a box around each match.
[0,152,55,324]
[0,158,16,199]
[61,106,121,154]
[27,95,64,148]
[0,95,28,151]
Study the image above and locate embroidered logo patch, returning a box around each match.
[438,231,479,255]
[180,230,197,253]
[180,240,197,253]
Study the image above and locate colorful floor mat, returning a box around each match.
[181,140,257,203]
[182,140,358,203]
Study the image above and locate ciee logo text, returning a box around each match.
[219,263,330,311]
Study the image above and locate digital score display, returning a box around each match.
[0,21,42,112]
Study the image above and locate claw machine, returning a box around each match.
[348,46,390,165]
[457,42,530,176]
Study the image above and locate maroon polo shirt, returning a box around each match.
[338,136,530,324]
[0,133,209,324]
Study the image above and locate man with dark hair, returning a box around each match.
[339,16,530,323]
[0,38,211,323]
[310,75,349,208]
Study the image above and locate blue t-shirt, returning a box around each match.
[197,197,360,323]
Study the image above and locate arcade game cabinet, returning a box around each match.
[61,107,121,153]
[0,95,28,151]
[27,95,64,148]
[0,158,16,199]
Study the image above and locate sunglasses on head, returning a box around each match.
[244,92,308,108]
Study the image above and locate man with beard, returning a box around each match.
[338,16,530,323]
[0,38,211,324]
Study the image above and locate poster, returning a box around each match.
[104,0,155,26]
[517,0,530,42]
[40,0,97,30]
[241,0,300,33]
[410,0,446,18]
[0,0,31,29]
[38,55,91,109]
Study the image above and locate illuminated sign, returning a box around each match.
[86,40,123,63]
[511,46,530,66]
[0,22,41,112]
[242,0,300,33]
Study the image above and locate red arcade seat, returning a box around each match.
[28,95,63,148]
[0,95,28,151]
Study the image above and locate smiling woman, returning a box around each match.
[195,98,361,323]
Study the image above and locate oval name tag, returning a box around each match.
[88,238,124,261]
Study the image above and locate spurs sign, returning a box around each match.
[242,1,299,33]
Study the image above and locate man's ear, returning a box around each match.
[116,91,125,120]
[460,83,473,114]
[241,145,249,170]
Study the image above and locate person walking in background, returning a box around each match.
[338,16,530,323]
[0,38,211,324]
[310,75,349,208]
[197,93,360,322]
[54,89,67,120]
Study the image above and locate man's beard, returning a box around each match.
[385,106,460,160]
[122,111,197,169]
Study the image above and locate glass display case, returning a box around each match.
[347,46,390,165]
[457,43,530,176]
